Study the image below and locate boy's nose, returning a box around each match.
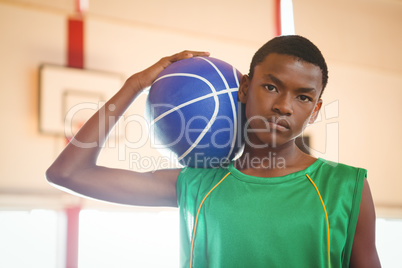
[272,95,293,116]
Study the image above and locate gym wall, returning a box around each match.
[0,0,401,217]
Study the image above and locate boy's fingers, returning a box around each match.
[167,50,210,64]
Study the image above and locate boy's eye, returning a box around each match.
[298,95,313,102]
[264,84,276,92]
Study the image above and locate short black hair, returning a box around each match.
[249,35,328,96]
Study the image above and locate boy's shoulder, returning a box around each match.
[311,158,367,194]
[316,158,367,176]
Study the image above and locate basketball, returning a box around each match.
[145,56,244,168]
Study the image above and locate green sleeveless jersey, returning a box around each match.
[176,158,366,268]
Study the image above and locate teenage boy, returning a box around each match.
[46,35,381,267]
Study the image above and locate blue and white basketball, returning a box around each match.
[145,56,244,168]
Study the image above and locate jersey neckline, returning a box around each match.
[228,157,324,184]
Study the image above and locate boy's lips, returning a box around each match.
[265,117,290,131]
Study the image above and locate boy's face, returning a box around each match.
[239,53,323,148]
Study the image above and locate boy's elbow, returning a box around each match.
[45,166,61,186]
[45,163,72,187]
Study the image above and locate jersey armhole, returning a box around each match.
[343,168,366,265]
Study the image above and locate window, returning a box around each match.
[376,218,402,267]
[0,210,64,268]
[78,209,179,268]
[280,0,295,35]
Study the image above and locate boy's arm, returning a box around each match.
[349,179,381,267]
[46,50,209,207]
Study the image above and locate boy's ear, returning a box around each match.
[309,99,323,124]
[238,75,250,104]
